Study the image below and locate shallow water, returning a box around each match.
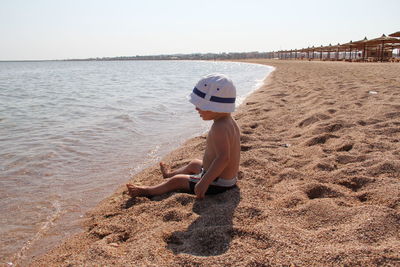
[0,60,273,264]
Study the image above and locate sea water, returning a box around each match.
[0,60,273,264]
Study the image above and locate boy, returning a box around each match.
[126,74,240,199]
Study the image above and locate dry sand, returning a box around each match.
[30,60,400,266]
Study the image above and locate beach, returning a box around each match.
[30,60,400,266]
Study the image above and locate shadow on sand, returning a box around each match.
[166,187,241,256]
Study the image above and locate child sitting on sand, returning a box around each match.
[126,74,240,199]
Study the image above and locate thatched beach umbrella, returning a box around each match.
[277,50,283,59]
[389,31,400,38]
[291,49,296,59]
[381,43,400,59]
[341,37,367,60]
[325,43,341,60]
[294,48,298,59]
[318,44,331,60]
[358,37,369,59]
[297,47,307,59]
[327,44,333,59]
[281,50,291,59]
[334,43,341,60]
[294,48,300,59]
[388,32,400,58]
[348,37,368,60]
[311,46,315,59]
[384,43,400,50]
[364,34,400,60]
[341,41,354,59]
[317,45,323,60]
[306,47,313,59]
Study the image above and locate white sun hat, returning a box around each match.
[188,73,236,113]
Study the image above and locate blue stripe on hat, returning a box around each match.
[192,87,235,104]
[210,95,235,103]
[193,87,206,98]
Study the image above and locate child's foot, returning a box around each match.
[126,184,147,197]
[159,162,171,178]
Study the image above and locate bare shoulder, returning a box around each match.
[210,117,239,137]
[211,117,228,130]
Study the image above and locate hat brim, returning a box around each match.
[188,92,235,113]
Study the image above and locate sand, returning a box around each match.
[29,60,400,266]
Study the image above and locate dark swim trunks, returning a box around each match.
[188,169,237,195]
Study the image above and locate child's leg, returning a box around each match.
[160,159,202,178]
[126,175,190,197]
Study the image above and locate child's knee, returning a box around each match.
[192,159,202,165]
[189,159,202,172]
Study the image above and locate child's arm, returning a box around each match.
[195,125,230,199]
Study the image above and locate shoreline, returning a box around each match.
[30,59,400,266]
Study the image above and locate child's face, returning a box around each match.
[195,107,216,121]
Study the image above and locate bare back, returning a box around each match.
[203,116,240,180]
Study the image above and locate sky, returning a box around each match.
[0,0,399,60]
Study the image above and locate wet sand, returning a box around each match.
[30,60,400,266]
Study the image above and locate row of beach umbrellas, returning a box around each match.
[276,31,400,61]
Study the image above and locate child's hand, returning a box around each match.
[194,181,208,199]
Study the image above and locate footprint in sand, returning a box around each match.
[357,120,367,126]
[314,121,346,134]
[357,192,370,202]
[304,184,343,199]
[89,223,130,243]
[174,195,194,206]
[246,102,257,106]
[162,209,186,222]
[314,162,337,172]
[278,195,308,209]
[248,108,260,113]
[241,144,253,152]
[368,161,400,177]
[336,143,354,152]
[336,155,367,165]
[298,113,331,128]
[242,158,262,167]
[249,122,259,129]
[384,112,400,119]
[306,134,339,146]
[361,119,383,126]
[240,135,255,145]
[337,176,374,192]
[242,130,253,135]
